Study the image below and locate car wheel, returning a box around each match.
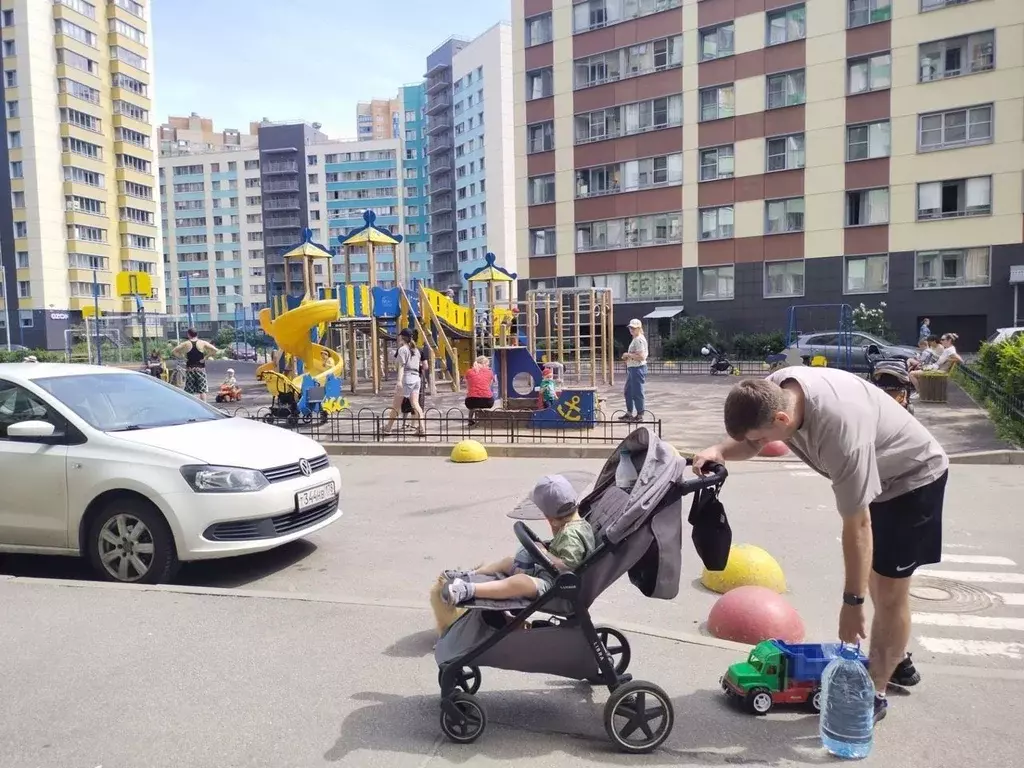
[87,499,179,585]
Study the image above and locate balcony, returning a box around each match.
[264,216,302,229]
[427,116,453,135]
[431,173,453,192]
[426,91,452,114]
[427,72,452,95]
[430,195,453,215]
[262,180,299,193]
[264,196,300,210]
[427,136,452,155]
[262,161,298,175]
[265,233,302,248]
[431,234,455,254]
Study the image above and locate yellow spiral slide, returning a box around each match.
[257,299,343,398]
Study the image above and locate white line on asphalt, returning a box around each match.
[790,471,819,477]
[917,637,1024,660]
[940,554,1017,566]
[913,613,1024,631]
[916,570,1024,584]
[997,593,1024,606]
[943,543,982,550]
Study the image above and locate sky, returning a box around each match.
[151,0,511,140]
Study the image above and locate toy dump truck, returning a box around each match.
[720,640,869,716]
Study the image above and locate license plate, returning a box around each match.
[296,481,336,511]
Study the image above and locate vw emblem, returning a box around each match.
[299,459,312,477]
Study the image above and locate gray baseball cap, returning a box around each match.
[531,474,579,519]
[508,470,595,520]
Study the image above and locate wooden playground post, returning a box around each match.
[367,240,380,394]
[543,293,552,366]
[573,291,581,381]
[589,288,597,388]
[605,289,615,386]
[469,289,478,360]
[556,293,564,371]
[527,292,536,356]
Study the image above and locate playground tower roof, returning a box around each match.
[464,252,517,283]
[338,210,404,247]
[282,228,332,261]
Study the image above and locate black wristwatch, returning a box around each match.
[843,592,866,606]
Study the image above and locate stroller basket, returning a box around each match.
[434,426,729,753]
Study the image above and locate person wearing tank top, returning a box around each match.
[171,328,222,401]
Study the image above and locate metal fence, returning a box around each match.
[956,364,1024,443]
[231,404,662,445]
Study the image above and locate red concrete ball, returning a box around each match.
[758,440,790,457]
[706,585,805,645]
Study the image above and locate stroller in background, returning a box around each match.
[865,344,915,414]
[434,427,731,753]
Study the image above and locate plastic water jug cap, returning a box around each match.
[838,643,861,660]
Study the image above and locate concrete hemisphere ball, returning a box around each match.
[450,439,488,464]
[701,543,787,594]
[706,585,806,645]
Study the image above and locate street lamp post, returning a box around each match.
[185,270,194,330]
[1,240,12,352]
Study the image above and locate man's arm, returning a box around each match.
[692,436,761,474]
[842,507,872,597]
[200,340,221,356]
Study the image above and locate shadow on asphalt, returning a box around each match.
[0,537,317,589]
[322,687,827,764]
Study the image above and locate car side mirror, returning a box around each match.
[6,419,58,442]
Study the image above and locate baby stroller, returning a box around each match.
[434,426,731,753]
[865,344,915,414]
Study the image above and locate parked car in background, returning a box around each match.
[987,327,1024,346]
[226,342,258,361]
[788,332,919,373]
[0,364,341,584]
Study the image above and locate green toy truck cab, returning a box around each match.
[720,640,868,716]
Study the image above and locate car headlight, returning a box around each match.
[180,465,269,493]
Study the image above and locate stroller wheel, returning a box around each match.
[440,692,486,744]
[603,680,674,754]
[595,626,631,678]
[438,665,481,695]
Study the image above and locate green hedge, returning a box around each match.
[0,349,65,364]
[661,316,786,360]
[957,335,1024,448]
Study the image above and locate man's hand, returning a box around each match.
[692,445,725,475]
[839,603,866,644]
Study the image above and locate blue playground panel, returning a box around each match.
[492,346,596,430]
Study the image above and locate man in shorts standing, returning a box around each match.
[693,366,949,722]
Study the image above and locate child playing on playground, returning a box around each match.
[538,366,559,408]
[441,474,595,605]
[216,368,242,402]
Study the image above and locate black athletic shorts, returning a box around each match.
[869,470,947,579]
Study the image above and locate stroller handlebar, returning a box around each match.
[513,521,561,580]
[679,458,728,491]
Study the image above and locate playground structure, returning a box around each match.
[254,229,346,422]
[784,303,856,369]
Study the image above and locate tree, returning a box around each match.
[852,302,896,342]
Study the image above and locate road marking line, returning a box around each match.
[917,637,1024,660]
[943,543,982,550]
[997,593,1024,606]
[913,613,1024,631]
[940,555,1017,566]
[916,570,1024,584]
[789,471,819,477]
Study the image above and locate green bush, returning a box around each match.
[663,316,721,360]
[0,348,64,363]
[976,336,1024,399]
[731,331,786,359]
[958,336,1024,448]
[852,301,897,342]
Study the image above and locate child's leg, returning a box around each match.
[476,555,515,576]
[473,573,539,600]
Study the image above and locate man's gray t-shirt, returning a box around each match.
[397,345,421,385]
[765,367,948,517]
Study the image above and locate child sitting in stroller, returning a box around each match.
[215,368,242,403]
[442,475,595,605]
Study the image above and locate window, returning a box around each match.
[526,13,552,46]
[848,0,892,28]
[575,213,682,251]
[2,40,14,57]
[847,120,890,161]
[700,23,734,61]
[848,53,891,94]
[846,188,890,226]
[527,121,554,153]
[766,134,805,172]
[16,252,29,269]
[4,70,16,88]
[57,49,98,75]
[922,0,981,10]
[113,0,145,20]
[917,176,992,220]
[766,197,804,233]
[919,31,994,83]
[915,247,990,289]
[61,107,102,132]
[7,131,20,149]
[530,228,556,257]
[845,254,889,294]
[698,265,735,301]
[918,104,993,151]
[110,46,147,71]
[55,0,95,17]
[624,269,683,302]
[11,191,24,208]
[574,95,682,143]
[699,146,734,181]
[59,77,101,104]
[766,70,806,109]
[526,68,553,100]
[573,36,683,88]
[110,18,146,45]
[528,175,555,205]
[700,206,734,240]
[17,281,30,298]
[55,18,97,46]
[572,0,683,33]
[765,260,805,297]
[767,5,806,45]
[9,161,22,178]
[5,100,17,119]
[699,85,735,121]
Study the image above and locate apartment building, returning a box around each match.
[159,112,258,157]
[356,96,401,141]
[161,122,428,335]
[514,0,1024,351]
[1,0,161,350]
[426,23,517,304]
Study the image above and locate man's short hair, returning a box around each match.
[186,328,198,339]
[723,378,787,440]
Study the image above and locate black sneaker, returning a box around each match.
[874,695,888,723]
[889,653,921,687]
[617,414,634,421]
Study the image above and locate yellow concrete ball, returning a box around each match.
[450,439,488,463]
[701,543,787,594]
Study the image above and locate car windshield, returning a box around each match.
[34,373,227,432]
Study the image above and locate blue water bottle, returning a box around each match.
[819,644,874,759]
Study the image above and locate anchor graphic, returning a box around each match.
[556,395,583,422]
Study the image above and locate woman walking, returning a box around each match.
[383,328,425,436]
[620,318,648,421]
[172,328,222,401]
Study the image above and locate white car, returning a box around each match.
[0,363,342,584]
